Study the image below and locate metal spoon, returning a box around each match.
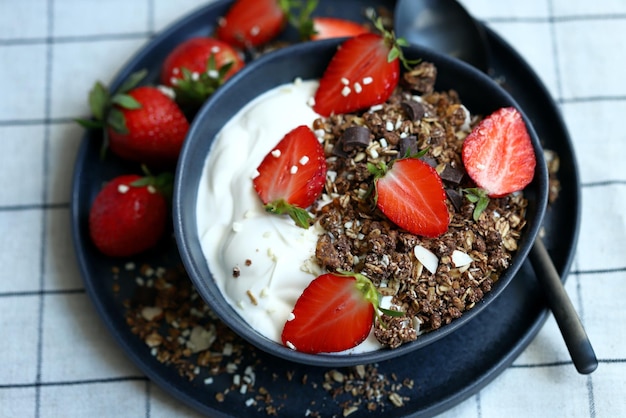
[394,0,597,374]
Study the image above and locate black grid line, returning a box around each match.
[34,1,54,416]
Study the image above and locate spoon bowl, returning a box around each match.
[394,0,490,72]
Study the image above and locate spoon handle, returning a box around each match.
[529,238,598,374]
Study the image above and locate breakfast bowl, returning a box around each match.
[173,37,549,367]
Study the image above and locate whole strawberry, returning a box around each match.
[78,70,189,167]
[215,0,291,49]
[160,37,245,110]
[89,173,171,257]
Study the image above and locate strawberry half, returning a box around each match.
[370,158,449,237]
[312,26,402,117]
[281,272,383,353]
[89,172,171,257]
[215,0,290,49]
[160,37,244,109]
[253,125,327,228]
[462,107,536,197]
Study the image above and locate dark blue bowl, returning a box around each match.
[173,38,549,367]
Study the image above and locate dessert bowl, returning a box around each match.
[173,38,549,367]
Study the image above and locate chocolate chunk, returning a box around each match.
[421,156,438,168]
[341,126,371,151]
[439,164,464,184]
[397,135,418,158]
[446,188,464,212]
[401,100,426,121]
[331,139,350,158]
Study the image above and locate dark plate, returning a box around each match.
[70,1,580,417]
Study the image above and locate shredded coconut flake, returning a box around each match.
[299,155,310,165]
[271,149,281,158]
[341,85,351,97]
[362,76,373,85]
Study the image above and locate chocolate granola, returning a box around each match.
[309,62,529,349]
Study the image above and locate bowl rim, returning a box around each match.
[173,37,549,367]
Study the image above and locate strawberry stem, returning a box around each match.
[371,16,420,70]
[265,199,313,229]
[336,270,404,328]
[130,165,174,200]
[75,69,148,160]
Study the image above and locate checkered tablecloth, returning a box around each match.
[1,0,624,416]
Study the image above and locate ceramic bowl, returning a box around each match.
[173,38,549,367]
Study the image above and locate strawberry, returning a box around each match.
[312,19,409,117]
[462,107,536,198]
[107,86,189,166]
[282,271,396,353]
[160,37,245,109]
[77,70,190,167]
[88,172,172,257]
[215,0,291,49]
[253,125,327,228]
[369,158,449,237]
[308,17,369,40]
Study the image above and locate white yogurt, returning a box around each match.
[196,79,384,353]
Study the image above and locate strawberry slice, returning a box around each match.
[462,107,536,197]
[312,23,403,117]
[253,125,327,228]
[370,158,449,237]
[308,17,369,40]
[281,272,382,353]
[215,0,289,49]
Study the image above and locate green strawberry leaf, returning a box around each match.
[463,187,490,221]
[88,81,109,121]
[75,118,103,129]
[264,199,313,229]
[106,107,128,134]
[131,167,175,200]
[111,93,142,110]
[116,69,148,94]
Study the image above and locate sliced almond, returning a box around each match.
[413,245,439,274]
[451,250,473,268]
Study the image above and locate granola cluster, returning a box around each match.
[310,62,529,349]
